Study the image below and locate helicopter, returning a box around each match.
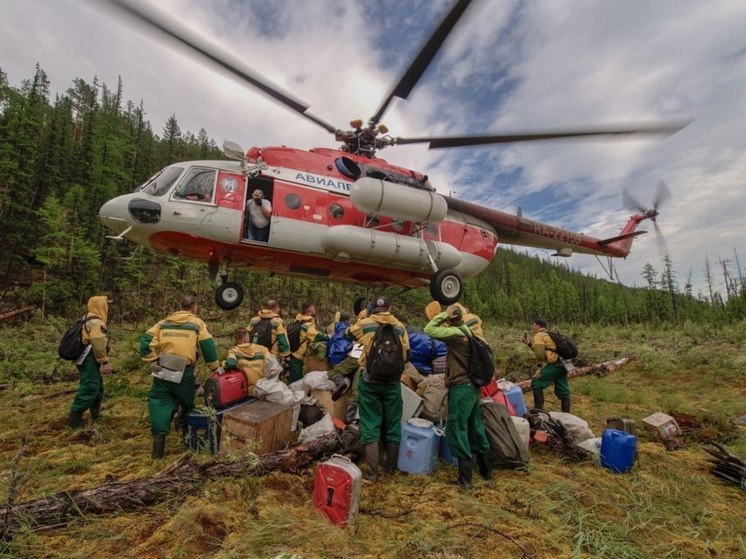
[98,0,685,310]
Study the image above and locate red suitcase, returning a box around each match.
[204,369,249,408]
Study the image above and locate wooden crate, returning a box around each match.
[220,400,294,454]
[311,389,349,421]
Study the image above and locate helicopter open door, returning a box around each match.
[242,176,275,243]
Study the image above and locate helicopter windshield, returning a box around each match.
[140,166,184,197]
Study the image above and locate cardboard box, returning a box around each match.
[311,388,349,420]
[220,400,294,454]
[642,412,681,439]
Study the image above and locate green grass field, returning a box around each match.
[0,318,744,558]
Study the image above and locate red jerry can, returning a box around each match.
[312,454,362,527]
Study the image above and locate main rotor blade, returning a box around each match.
[395,122,689,149]
[368,0,473,126]
[103,0,338,134]
[654,221,670,263]
[653,179,672,210]
[622,188,647,213]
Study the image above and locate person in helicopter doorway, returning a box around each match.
[522,318,571,413]
[246,188,272,242]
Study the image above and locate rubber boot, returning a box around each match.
[152,435,167,459]
[532,389,545,410]
[384,443,400,474]
[90,399,102,421]
[332,376,351,401]
[67,409,84,430]
[561,397,571,413]
[362,443,380,481]
[476,453,493,481]
[457,457,473,489]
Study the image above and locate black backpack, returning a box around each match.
[366,323,405,383]
[286,320,303,352]
[548,331,578,360]
[249,317,273,350]
[465,330,495,387]
[58,318,89,361]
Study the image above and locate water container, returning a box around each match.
[498,380,527,417]
[398,418,439,474]
[600,429,637,473]
[436,425,458,466]
[511,416,530,454]
[312,454,361,527]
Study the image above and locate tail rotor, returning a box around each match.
[623,180,671,260]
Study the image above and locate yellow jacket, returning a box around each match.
[140,311,219,370]
[532,329,558,364]
[248,310,290,357]
[290,314,328,360]
[83,295,109,364]
[225,342,270,396]
[345,311,410,367]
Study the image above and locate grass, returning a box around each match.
[0,318,744,558]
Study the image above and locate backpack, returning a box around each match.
[58,318,89,361]
[464,330,495,387]
[249,317,273,350]
[286,320,303,352]
[365,323,405,383]
[481,400,529,470]
[548,331,578,360]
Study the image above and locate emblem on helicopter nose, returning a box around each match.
[221,177,237,193]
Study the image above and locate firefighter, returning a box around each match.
[523,318,571,413]
[247,299,291,360]
[225,327,273,396]
[287,302,329,383]
[68,295,113,429]
[140,295,222,459]
[346,296,410,481]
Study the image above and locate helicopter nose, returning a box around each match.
[99,195,134,234]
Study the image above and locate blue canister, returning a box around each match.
[398,418,439,474]
[436,425,458,466]
[499,381,528,417]
[600,428,637,473]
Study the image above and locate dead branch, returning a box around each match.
[515,356,634,393]
[0,306,35,322]
[0,433,341,538]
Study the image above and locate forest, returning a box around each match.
[1,65,745,325]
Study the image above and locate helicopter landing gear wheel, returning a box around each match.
[430,268,463,305]
[215,282,244,310]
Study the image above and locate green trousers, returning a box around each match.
[358,376,402,445]
[72,352,104,413]
[288,356,304,383]
[446,383,490,459]
[531,362,570,398]
[148,368,196,436]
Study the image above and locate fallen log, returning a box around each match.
[515,356,634,393]
[0,433,342,538]
[0,305,35,322]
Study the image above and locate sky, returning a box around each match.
[2,0,746,299]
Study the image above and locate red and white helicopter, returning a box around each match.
[99,0,683,310]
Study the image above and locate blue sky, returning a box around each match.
[2,0,745,297]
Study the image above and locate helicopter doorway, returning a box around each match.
[243,176,274,243]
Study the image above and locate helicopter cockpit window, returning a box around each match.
[172,168,217,203]
[142,166,184,197]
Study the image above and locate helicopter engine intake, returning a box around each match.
[351,177,448,224]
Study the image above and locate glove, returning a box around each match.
[254,197,262,205]
[213,366,225,376]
